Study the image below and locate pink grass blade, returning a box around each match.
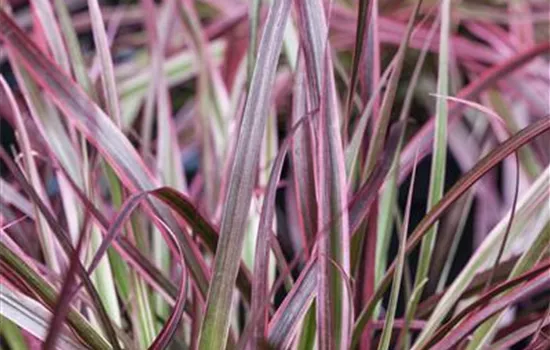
[420,260,550,350]
[0,10,212,296]
[249,116,310,347]
[375,14,438,313]
[0,76,60,274]
[87,190,189,350]
[247,0,262,86]
[142,0,187,329]
[31,0,71,74]
[413,164,550,349]
[197,1,292,348]
[0,149,122,349]
[5,154,186,314]
[344,0,373,127]
[79,185,253,304]
[348,123,403,236]
[352,115,550,346]
[290,58,318,256]
[177,0,230,209]
[53,0,97,100]
[267,258,318,349]
[465,173,549,349]
[87,0,121,126]
[147,250,187,350]
[345,60,393,178]
[43,216,92,350]
[407,0,453,341]
[362,0,423,178]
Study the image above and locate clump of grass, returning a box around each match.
[0,0,549,349]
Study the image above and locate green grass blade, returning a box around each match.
[407,0,452,340]
[0,316,28,350]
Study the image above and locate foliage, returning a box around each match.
[0,0,549,349]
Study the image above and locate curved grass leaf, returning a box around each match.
[399,42,550,183]
[0,76,60,274]
[267,258,318,349]
[352,115,550,347]
[412,165,550,349]
[88,190,190,350]
[249,114,311,347]
[43,216,92,350]
[0,149,121,349]
[0,9,211,297]
[423,261,550,350]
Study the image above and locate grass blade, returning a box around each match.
[0,9,211,297]
[268,259,318,349]
[344,0,372,126]
[411,172,550,349]
[0,149,121,349]
[31,0,71,74]
[352,116,550,346]
[87,0,121,126]
[377,150,419,350]
[297,2,352,347]
[0,76,60,274]
[43,216,91,350]
[197,1,291,348]
[0,288,84,349]
[423,261,550,350]
[399,42,550,184]
[407,0,452,339]
[0,242,112,350]
[53,0,96,100]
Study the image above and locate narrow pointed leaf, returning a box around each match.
[197,1,291,348]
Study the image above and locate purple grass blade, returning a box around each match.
[0,149,122,350]
[250,115,310,347]
[349,122,404,235]
[197,1,292,348]
[0,10,211,296]
[43,215,92,350]
[290,57,318,257]
[267,258,318,349]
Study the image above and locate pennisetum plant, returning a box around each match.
[0,0,549,349]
